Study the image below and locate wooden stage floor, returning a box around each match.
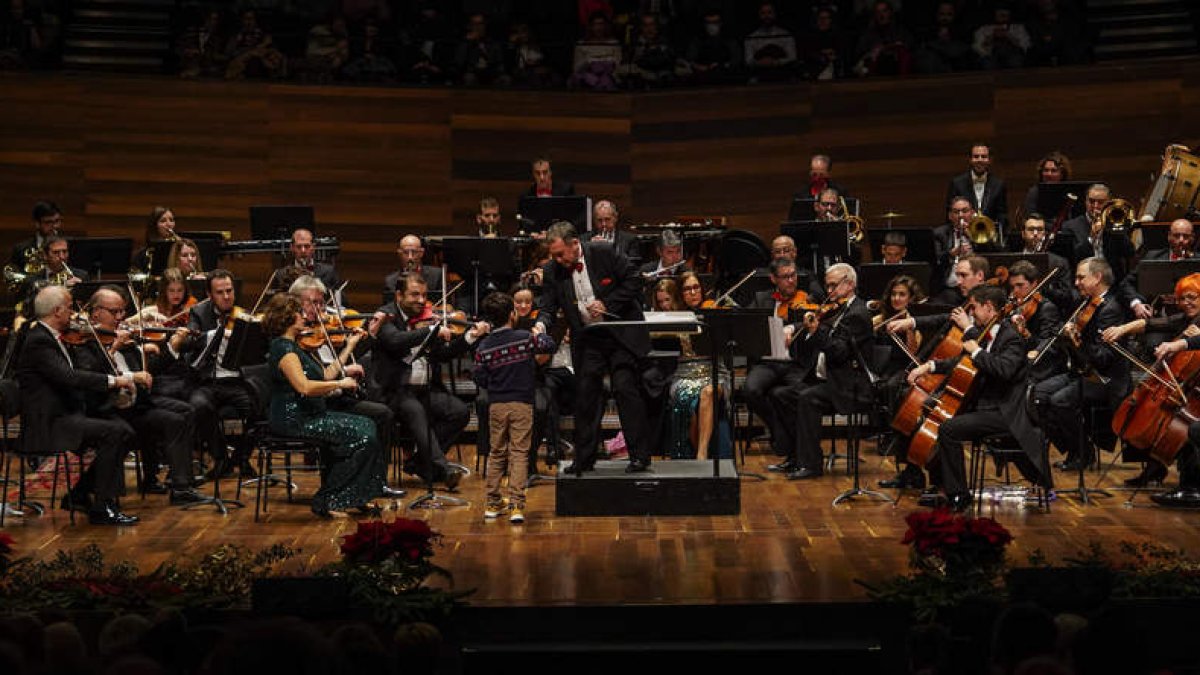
[6,442,1200,608]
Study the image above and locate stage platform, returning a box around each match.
[6,442,1200,608]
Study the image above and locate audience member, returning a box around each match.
[401,1,455,84]
[990,604,1058,675]
[176,9,226,78]
[1027,0,1087,66]
[299,13,350,83]
[684,7,742,84]
[744,1,798,82]
[342,19,397,83]
[224,10,286,80]
[854,0,914,76]
[570,11,621,90]
[625,13,680,88]
[802,5,851,80]
[973,3,1031,69]
[456,12,508,86]
[506,20,559,87]
[914,1,974,73]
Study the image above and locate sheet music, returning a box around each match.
[768,316,791,360]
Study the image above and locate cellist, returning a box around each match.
[1147,300,1200,508]
[1031,257,1131,472]
[1102,272,1200,490]
[903,285,1049,511]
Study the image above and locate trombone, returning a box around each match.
[837,196,865,245]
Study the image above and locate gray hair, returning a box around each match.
[1080,256,1113,287]
[288,274,327,296]
[34,284,70,318]
[545,221,579,244]
[659,230,682,248]
[827,262,857,286]
[1087,183,1111,198]
[594,200,619,218]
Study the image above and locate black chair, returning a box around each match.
[0,379,78,526]
[968,434,1052,515]
[240,364,327,522]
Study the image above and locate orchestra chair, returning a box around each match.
[968,435,1052,515]
[240,364,325,522]
[0,379,77,526]
[823,345,895,475]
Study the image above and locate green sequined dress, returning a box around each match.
[267,337,384,513]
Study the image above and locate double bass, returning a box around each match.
[1111,321,1200,466]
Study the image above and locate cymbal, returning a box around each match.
[878,211,906,219]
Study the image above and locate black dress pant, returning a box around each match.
[745,361,805,457]
[934,409,1011,496]
[62,413,135,503]
[1033,373,1107,459]
[124,396,195,489]
[187,377,253,463]
[387,387,468,483]
[572,341,650,466]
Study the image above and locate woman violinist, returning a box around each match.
[127,268,197,328]
[261,292,384,518]
[873,274,930,491]
[663,272,732,460]
[1104,273,1200,489]
[167,238,207,281]
[1144,278,1200,507]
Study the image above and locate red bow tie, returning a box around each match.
[573,262,584,273]
[772,291,785,302]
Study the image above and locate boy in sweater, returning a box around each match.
[474,292,557,523]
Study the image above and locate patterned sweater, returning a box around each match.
[473,327,557,404]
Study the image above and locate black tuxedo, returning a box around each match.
[788,296,875,471]
[946,171,1008,228]
[743,291,806,458]
[582,229,640,261]
[16,322,133,503]
[370,301,471,483]
[73,341,196,490]
[1061,214,1136,281]
[535,240,651,467]
[931,322,1049,495]
[274,261,338,293]
[1117,248,1199,310]
[1033,291,1131,460]
[1021,296,1065,383]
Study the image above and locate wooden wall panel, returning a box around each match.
[1,59,1198,308]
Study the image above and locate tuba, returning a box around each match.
[838,196,865,244]
[967,214,998,246]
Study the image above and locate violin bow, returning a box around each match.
[249,269,278,316]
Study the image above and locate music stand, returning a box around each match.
[441,237,514,312]
[1036,181,1093,221]
[865,228,938,267]
[249,205,315,241]
[982,253,1051,278]
[698,308,772,480]
[517,196,592,232]
[781,221,850,274]
[788,195,860,222]
[1137,260,1200,298]
[68,237,133,280]
[857,263,932,302]
[221,318,267,371]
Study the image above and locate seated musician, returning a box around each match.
[290,274,402,498]
[168,238,206,281]
[16,285,139,525]
[522,156,575,199]
[477,196,502,237]
[1022,151,1071,218]
[274,228,338,292]
[128,268,196,327]
[748,258,809,470]
[875,274,929,490]
[1013,214,1074,312]
[383,234,444,299]
[1006,260,1064,384]
[1145,298,1200,507]
[1102,272,1200,488]
[34,236,87,289]
[1118,218,1197,321]
[933,197,1000,296]
[261,292,385,518]
[73,286,204,504]
[1031,256,1131,471]
[582,200,639,260]
[813,187,841,221]
[903,285,1049,511]
[172,270,255,478]
[10,200,62,267]
[131,206,177,271]
[880,231,907,264]
[787,263,874,480]
[932,254,988,308]
[1059,183,1136,279]
[668,271,731,459]
[640,230,690,280]
[369,271,485,488]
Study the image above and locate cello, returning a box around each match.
[1110,319,1200,466]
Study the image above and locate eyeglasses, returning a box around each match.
[96,306,126,316]
[1181,294,1200,303]
[825,277,848,290]
[774,272,798,280]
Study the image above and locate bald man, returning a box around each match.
[383,235,445,301]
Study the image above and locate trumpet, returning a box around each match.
[838,196,865,244]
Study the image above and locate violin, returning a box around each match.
[408,302,473,335]
[297,308,369,351]
[772,290,813,320]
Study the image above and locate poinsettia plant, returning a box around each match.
[902,508,1012,578]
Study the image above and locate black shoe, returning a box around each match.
[917,488,947,508]
[143,478,169,495]
[879,466,926,490]
[561,461,595,475]
[948,492,973,513]
[767,461,796,473]
[168,488,206,505]
[625,459,651,474]
[380,485,407,498]
[312,506,333,519]
[442,467,464,491]
[786,467,823,480]
[59,491,92,513]
[1124,462,1168,488]
[88,502,139,526]
[355,503,383,518]
[1057,454,1094,472]
[1150,488,1200,509]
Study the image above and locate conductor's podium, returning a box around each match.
[555,460,741,516]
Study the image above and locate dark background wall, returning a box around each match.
[2,58,1198,309]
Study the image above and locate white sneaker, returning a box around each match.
[0,502,24,518]
[509,508,525,524]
